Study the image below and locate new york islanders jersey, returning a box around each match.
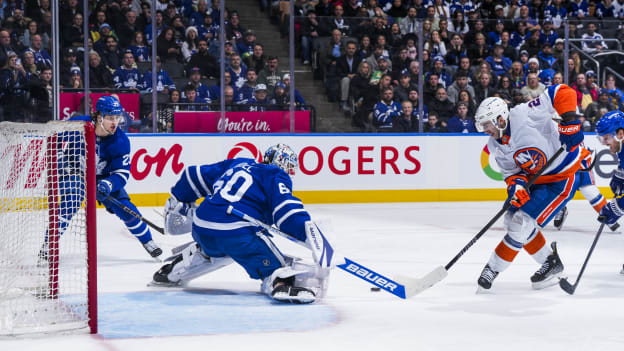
[488,84,590,183]
[171,158,311,241]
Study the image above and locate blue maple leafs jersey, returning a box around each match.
[171,158,311,241]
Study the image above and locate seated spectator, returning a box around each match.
[423,111,447,133]
[474,71,497,105]
[391,46,412,82]
[581,22,608,55]
[447,101,476,133]
[537,42,556,70]
[208,70,236,103]
[181,26,200,63]
[429,87,455,121]
[571,72,597,112]
[118,10,139,49]
[497,75,514,105]
[28,66,53,122]
[62,14,84,49]
[282,73,306,107]
[508,60,525,89]
[258,56,281,92]
[584,89,617,129]
[511,88,525,107]
[337,40,362,111]
[59,47,79,87]
[26,34,52,69]
[552,72,564,86]
[237,29,257,60]
[485,44,512,81]
[454,57,477,86]
[157,27,183,63]
[225,11,246,42]
[98,23,118,46]
[520,72,545,102]
[269,82,289,110]
[181,84,206,111]
[407,88,429,124]
[88,50,114,88]
[186,67,212,103]
[349,61,372,112]
[456,89,476,118]
[21,51,40,78]
[198,10,218,43]
[142,56,176,94]
[113,50,142,92]
[190,0,209,27]
[424,30,447,59]
[393,100,416,133]
[585,70,600,91]
[426,56,452,88]
[300,10,320,66]
[0,53,28,121]
[539,19,558,46]
[603,74,624,111]
[394,73,414,103]
[68,66,83,88]
[500,31,517,62]
[247,84,269,112]
[228,53,248,90]
[145,10,165,45]
[448,8,469,35]
[0,29,18,68]
[100,35,124,72]
[423,72,443,105]
[466,33,489,67]
[520,29,542,58]
[445,33,466,68]
[170,15,187,44]
[244,43,266,75]
[373,87,402,130]
[237,68,259,104]
[187,39,218,79]
[128,32,150,62]
[447,71,475,105]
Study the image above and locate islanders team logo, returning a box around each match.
[513,147,547,174]
[227,142,264,162]
[480,145,503,181]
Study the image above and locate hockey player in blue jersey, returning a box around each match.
[594,110,624,274]
[69,96,162,259]
[151,144,335,304]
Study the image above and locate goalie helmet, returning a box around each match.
[474,97,509,134]
[264,144,298,175]
[596,110,624,136]
[95,96,123,116]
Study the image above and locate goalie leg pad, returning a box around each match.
[152,242,233,285]
[261,258,330,303]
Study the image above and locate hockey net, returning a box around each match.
[0,121,97,335]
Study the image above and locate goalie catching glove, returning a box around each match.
[163,195,196,235]
[506,175,530,208]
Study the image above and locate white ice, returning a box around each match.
[3,200,624,351]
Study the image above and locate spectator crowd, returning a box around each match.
[1,0,623,134]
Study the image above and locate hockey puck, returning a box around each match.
[370,287,381,292]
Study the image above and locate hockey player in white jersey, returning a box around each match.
[150,144,334,304]
[474,84,592,291]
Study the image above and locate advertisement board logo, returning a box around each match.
[227,142,263,162]
[480,145,503,181]
[131,143,185,180]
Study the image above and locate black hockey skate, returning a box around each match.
[553,206,568,230]
[143,240,163,260]
[608,222,620,232]
[271,277,316,304]
[530,242,564,289]
[151,255,183,286]
[477,264,499,291]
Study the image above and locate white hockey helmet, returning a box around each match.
[474,97,509,135]
[264,144,299,175]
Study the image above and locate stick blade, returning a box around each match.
[396,266,448,298]
[559,277,576,295]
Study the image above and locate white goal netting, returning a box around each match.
[0,121,96,335]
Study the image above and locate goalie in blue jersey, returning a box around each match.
[151,144,335,304]
[61,96,162,259]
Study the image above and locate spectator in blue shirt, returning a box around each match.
[447,101,476,133]
[374,87,402,129]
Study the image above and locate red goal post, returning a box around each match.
[0,121,97,335]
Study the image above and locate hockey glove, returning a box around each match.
[558,120,584,152]
[610,168,624,196]
[598,197,624,226]
[506,175,530,208]
[163,196,196,235]
[96,179,113,202]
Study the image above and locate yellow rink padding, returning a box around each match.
[126,188,611,207]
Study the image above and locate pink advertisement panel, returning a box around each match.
[174,111,311,133]
[60,93,140,120]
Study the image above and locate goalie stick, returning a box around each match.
[105,196,165,234]
[559,221,607,295]
[226,205,409,299]
[398,145,566,297]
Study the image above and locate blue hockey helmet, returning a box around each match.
[95,96,123,116]
[264,144,298,175]
[596,110,624,136]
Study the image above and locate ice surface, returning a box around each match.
[2,201,624,350]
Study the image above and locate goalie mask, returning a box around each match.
[264,144,298,175]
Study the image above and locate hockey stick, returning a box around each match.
[559,220,607,295]
[105,196,165,234]
[226,205,409,299]
[399,145,567,297]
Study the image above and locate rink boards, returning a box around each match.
[124,134,617,206]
